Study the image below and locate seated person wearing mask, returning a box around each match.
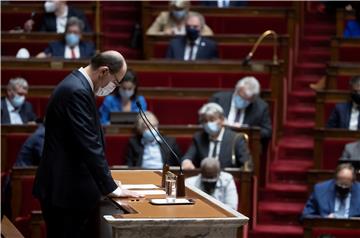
[302,163,360,219]
[36,17,95,59]
[200,0,247,7]
[24,0,92,33]
[166,12,218,60]
[210,76,272,145]
[186,157,238,210]
[181,102,252,170]
[1,77,37,124]
[327,76,360,130]
[126,111,182,169]
[341,140,360,160]
[146,0,213,36]
[15,124,45,167]
[99,69,147,125]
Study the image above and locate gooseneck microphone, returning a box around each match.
[135,101,185,197]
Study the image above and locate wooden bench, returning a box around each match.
[326,62,360,90]
[303,218,360,238]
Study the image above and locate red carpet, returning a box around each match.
[250,9,335,238]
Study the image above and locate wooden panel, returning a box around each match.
[326,62,360,90]
[330,37,360,63]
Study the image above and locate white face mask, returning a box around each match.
[95,82,116,97]
[11,94,25,108]
[44,1,56,13]
[119,88,134,100]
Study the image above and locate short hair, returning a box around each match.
[169,0,190,9]
[349,75,360,87]
[198,102,224,120]
[200,157,221,173]
[65,17,84,32]
[186,12,205,29]
[235,76,261,97]
[135,111,159,132]
[90,52,124,74]
[335,163,356,180]
[7,77,29,91]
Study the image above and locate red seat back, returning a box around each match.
[312,228,360,238]
[105,135,130,166]
[322,139,354,169]
[338,46,360,63]
[4,134,29,171]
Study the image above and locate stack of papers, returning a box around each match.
[122,184,165,196]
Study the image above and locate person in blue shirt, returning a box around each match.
[99,69,147,124]
[344,7,360,38]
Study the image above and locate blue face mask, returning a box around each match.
[65,33,80,47]
[119,88,134,100]
[142,129,160,144]
[186,26,200,42]
[172,10,187,21]
[203,121,221,136]
[11,94,25,108]
[234,95,250,109]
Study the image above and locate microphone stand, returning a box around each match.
[242,30,279,66]
[136,102,186,197]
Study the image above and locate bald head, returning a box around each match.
[91,50,126,74]
[200,158,220,179]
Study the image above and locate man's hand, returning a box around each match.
[24,19,34,32]
[182,159,195,170]
[108,186,144,198]
[327,213,335,218]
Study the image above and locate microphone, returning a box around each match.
[242,30,279,66]
[135,101,185,197]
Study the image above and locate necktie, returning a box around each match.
[234,109,241,123]
[212,140,219,158]
[71,48,76,59]
[188,43,194,61]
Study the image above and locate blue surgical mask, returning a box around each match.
[65,33,80,47]
[234,95,250,109]
[119,88,134,100]
[142,129,160,144]
[172,10,187,21]
[203,121,221,136]
[186,26,200,42]
[11,94,25,108]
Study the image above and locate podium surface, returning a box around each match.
[105,170,248,238]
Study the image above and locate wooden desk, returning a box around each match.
[107,170,248,238]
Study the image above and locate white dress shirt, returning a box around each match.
[56,6,68,33]
[78,67,94,91]
[217,0,230,7]
[207,127,225,159]
[348,103,360,130]
[141,141,163,169]
[5,98,23,124]
[227,94,246,126]
[334,193,351,218]
[184,37,201,61]
[64,45,80,59]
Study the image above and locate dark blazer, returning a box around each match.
[44,40,95,59]
[15,124,45,167]
[39,6,92,32]
[181,128,251,168]
[1,97,37,124]
[201,0,248,7]
[166,36,218,60]
[302,179,360,219]
[210,91,272,139]
[326,102,353,129]
[126,135,182,167]
[33,70,117,209]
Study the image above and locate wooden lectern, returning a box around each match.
[104,170,249,238]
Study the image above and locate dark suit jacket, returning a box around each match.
[1,97,37,124]
[181,128,251,168]
[33,70,117,209]
[302,179,360,219]
[15,124,45,167]
[44,40,95,58]
[326,102,353,129]
[39,6,92,32]
[126,135,182,167]
[166,36,218,60]
[209,91,272,139]
[201,0,248,7]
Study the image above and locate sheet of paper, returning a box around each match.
[132,190,166,195]
[122,184,159,189]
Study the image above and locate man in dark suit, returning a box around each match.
[33,51,141,238]
[36,17,95,59]
[1,77,37,124]
[181,102,252,170]
[209,76,272,141]
[166,12,218,60]
[341,140,360,160]
[24,0,92,33]
[327,76,360,130]
[126,111,182,168]
[302,163,360,219]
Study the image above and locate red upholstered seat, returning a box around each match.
[338,46,360,63]
[174,136,193,155]
[335,75,353,90]
[2,69,69,86]
[26,96,49,119]
[1,42,47,56]
[312,228,360,238]
[4,134,29,171]
[104,135,130,166]
[322,139,354,169]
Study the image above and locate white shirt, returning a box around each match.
[141,141,163,169]
[348,103,360,130]
[64,45,80,59]
[217,0,230,7]
[5,98,23,124]
[334,193,351,218]
[78,67,94,91]
[56,6,68,33]
[207,127,225,159]
[227,94,245,126]
[184,37,201,61]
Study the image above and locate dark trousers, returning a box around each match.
[40,200,99,238]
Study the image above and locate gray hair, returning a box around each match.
[7,77,29,91]
[198,102,224,119]
[186,12,205,29]
[200,157,221,171]
[135,111,159,132]
[66,16,85,32]
[235,76,261,97]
